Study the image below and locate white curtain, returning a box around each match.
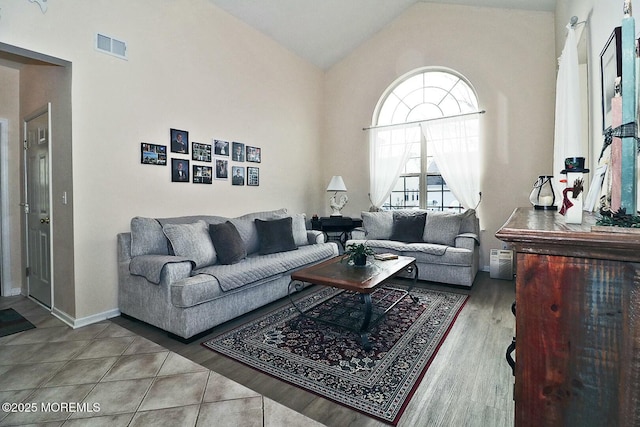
[420,113,481,209]
[552,24,582,202]
[368,123,420,208]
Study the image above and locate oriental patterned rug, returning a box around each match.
[0,308,35,337]
[202,284,468,425]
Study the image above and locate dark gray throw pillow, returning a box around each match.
[208,221,247,265]
[254,217,297,255]
[390,211,427,243]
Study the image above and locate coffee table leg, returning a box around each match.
[360,294,373,351]
[407,264,420,303]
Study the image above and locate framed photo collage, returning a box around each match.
[140,128,261,186]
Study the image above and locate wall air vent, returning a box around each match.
[95,33,128,60]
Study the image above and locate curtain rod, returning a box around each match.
[362,110,486,131]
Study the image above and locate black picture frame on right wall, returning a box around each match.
[600,26,622,133]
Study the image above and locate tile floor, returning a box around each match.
[0,296,325,426]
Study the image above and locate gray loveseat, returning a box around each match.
[117,208,339,340]
[346,209,479,287]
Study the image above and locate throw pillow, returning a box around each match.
[390,211,427,243]
[361,211,393,239]
[274,213,308,247]
[208,221,247,265]
[130,217,168,256]
[423,213,463,246]
[254,217,297,255]
[231,208,289,254]
[162,220,217,268]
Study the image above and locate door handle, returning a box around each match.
[40,217,50,224]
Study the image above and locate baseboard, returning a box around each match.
[481,265,490,272]
[52,307,121,329]
[4,287,22,297]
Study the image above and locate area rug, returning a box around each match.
[0,308,36,337]
[202,284,468,425]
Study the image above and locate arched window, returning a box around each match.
[371,68,479,211]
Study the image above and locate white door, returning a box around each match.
[24,107,52,308]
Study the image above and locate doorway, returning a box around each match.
[24,106,52,308]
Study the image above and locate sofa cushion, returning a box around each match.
[423,213,463,246]
[131,217,168,256]
[361,211,393,239]
[229,208,288,254]
[275,213,308,247]
[162,220,217,268]
[255,217,297,255]
[390,211,427,243]
[209,221,247,265]
[195,243,337,292]
[350,239,473,266]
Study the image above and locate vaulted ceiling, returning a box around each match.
[209,0,557,69]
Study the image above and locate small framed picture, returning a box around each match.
[171,158,189,182]
[247,167,259,186]
[215,158,228,180]
[141,143,167,166]
[600,27,621,133]
[246,146,261,163]
[231,166,245,186]
[232,141,245,162]
[192,142,212,162]
[214,139,229,156]
[170,128,189,154]
[193,165,212,184]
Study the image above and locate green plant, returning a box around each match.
[596,208,640,228]
[342,242,376,266]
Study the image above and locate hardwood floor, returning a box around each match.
[112,272,515,426]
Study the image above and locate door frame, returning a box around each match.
[23,103,54,309]
[0,118,13,297]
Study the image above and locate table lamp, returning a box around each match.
[327,176,348,216]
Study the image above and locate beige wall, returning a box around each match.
[0,64,21,294]
[0,0,324,320]
[322,3,557,269]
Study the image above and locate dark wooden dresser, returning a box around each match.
[496,207,640,427]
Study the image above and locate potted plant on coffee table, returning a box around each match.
[342,242,375,266]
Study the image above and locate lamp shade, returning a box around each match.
[326,176,347,192]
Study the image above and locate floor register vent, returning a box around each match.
[96,33,128,60]
[490,249,514,280]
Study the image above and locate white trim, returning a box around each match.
[0,118,10,297]
[52,307,121,329]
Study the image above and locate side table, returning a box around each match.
[311,216,363,250]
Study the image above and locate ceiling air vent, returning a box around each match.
[95,33,128,60]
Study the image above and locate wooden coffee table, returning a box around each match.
[288,255,418,351]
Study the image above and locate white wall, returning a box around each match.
[323,3,557,269]
[555,0,624,174]
[0,0,324,319]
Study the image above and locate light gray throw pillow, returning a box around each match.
[361,211,393,239]
[274,213,308,247]
[131,217,168,256]
[162,220,217,268]
[423,213,463,246]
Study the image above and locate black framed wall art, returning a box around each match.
[141,143,167,165]
[170,128,189,154]
[193,165,213,184]
[192,142,212,162]
[247,167,259,186]
[246,146,261,163]
[171,158,189,182]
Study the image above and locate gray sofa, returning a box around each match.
[117,208,339,340]
[346,209,479,287]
